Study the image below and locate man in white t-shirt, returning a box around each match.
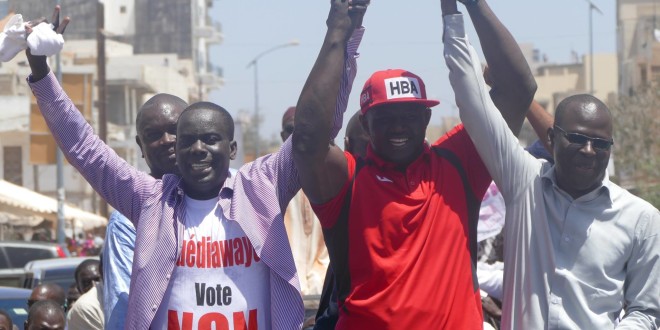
[152,194,272,328]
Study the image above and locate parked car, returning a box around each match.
[0,268,26,288]
[0,286,31,326]
[0,241,69,269]
[23,256,98,290]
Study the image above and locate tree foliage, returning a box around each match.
[610,82,660,207]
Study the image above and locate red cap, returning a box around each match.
[359,69,440,114]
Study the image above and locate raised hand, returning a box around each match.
[348,0,369,30]
[327,0,369,42]
[25,5,70,82]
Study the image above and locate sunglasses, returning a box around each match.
[554,125,613,151]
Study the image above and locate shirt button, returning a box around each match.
[166,273,171,280]
[551,297,559,304]
[152,305,157,311]
[563,236,570,242]
[409,181,415,186]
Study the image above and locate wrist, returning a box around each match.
[26,49,51,82]
[28,62,51,83]
[327,25,354,44]
[441,2,460,16]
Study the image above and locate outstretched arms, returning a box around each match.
[462,0,537,135]
[293,0,368,204]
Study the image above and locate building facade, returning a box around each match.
[617,0,660,95]
[0,0,228,226]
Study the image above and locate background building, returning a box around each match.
[0,0,230,236]
[617,0,660,95]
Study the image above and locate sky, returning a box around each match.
[208,0,617,143]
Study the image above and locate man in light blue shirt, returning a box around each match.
[102,93,187,329]
[444,0,660,328]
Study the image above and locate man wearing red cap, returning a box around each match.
[293,0,536,328]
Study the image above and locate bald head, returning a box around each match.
[25,301,65,330]
[74,259,100,294]
[135,93,187,130]
[550,94,614,199]
[135,93,188,178]
[179,102,235,140]
[29,284,65,308]
[554,94,612,130]
[281,106,296,142]
[0,310,12,330]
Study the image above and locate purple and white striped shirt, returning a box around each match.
[29,29,363,329]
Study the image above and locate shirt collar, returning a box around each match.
[541,165,613,202]
[365,142,432,171]
[219,169,235,199]
[173,169,235,200]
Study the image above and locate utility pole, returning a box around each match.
[583,0,603,94]
[97,1,108,218]
[246,40,299,159]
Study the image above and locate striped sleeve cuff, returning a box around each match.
[347,27,365,57]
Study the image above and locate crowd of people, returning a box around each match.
[1,0,658,329]
[0,258,101,330]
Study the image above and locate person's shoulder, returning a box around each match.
[161,173,182,186]
[107,211,135,234]
[76,286,100,308]
[108,210,131,225]
[432,124,467,146]
[607,181,660,219]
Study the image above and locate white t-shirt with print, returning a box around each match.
[151,195,271,329]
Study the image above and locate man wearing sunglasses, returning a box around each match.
[447,3,660,327]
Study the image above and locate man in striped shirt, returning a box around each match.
[25,4,365,329]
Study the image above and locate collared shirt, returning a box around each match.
[445,14,660,330]
[102,211,135,329]
[29,28,364,329]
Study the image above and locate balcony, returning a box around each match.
[195,16,223,44]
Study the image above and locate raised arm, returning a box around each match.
[442,1,540,197]
[293,0,367,204]
[462,0,537,135]
[526,100,554,154]
[25,7,156,224]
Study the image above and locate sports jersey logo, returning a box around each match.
[376,175,393,183]
[384,77,421,100]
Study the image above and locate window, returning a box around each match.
[640,64,648,84]
[0,250,8,268]
[3,146,22,185]
[651,66,660,82]
[4,246,54,268]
